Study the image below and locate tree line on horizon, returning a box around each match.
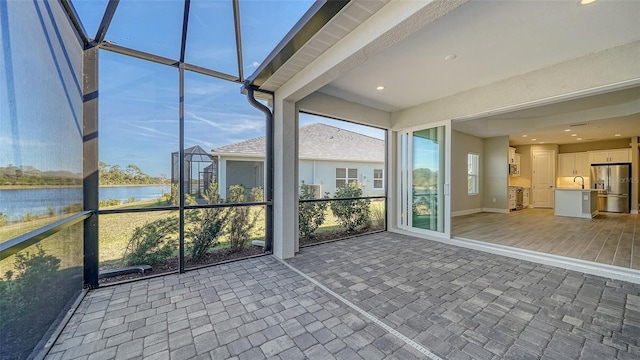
[0,165,81,186]
[99,161,167,185]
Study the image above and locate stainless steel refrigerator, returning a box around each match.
[591,163,631,213]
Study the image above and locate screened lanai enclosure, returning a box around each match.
[0,1,386,358]
[172,145,215,198]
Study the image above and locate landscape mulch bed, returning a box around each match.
[98,246,265,285]
[300,226,384,247]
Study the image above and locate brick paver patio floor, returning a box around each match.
[47,232,640,359]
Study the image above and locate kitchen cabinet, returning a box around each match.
[558,152,589,176]
[510,153,521,176]
[554,189,598,219]
[508,186,523,211]
[508,147,517,164]
[589,149,631,164]
[523,188,530,207]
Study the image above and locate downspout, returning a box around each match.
[244,84,273,253]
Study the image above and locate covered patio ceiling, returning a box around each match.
[251,0,640,139]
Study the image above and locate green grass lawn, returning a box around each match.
[2,198,386,273]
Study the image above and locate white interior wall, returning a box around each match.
[451,131,484,215]
[482,137,509,212]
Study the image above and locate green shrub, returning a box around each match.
[0,213,6,227]
[298,181,329,238]
[186,182,229,261]
[330,183,371,232]
[122,216,178,266]
[227,185,263,252]
[169,183,197,206]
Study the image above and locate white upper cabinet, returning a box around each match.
[508,147,516,164]
[558,152,589,177]
[588,149,631,164]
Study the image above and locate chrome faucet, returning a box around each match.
[573,175,584,189]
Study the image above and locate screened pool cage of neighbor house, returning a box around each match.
[172,145,216,198]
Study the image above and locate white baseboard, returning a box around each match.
[632,210,638,215]
[482,208,509,214]
[452,208,483,217]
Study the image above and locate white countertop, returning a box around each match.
[555,188,597,191]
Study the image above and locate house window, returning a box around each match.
[468,153,479,195]
[336,168,358,188]
[373,169,383,189]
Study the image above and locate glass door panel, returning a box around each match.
[412,127,444,232]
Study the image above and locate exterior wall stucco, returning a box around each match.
[299,159,385,198]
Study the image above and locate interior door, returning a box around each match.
[398,122,450,237]
[532,150,556,208]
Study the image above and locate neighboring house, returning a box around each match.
[211,123,385,199]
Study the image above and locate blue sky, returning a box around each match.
[1,1,386,178]
[92,0,385,177]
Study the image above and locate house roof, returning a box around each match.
[212,123,384,163]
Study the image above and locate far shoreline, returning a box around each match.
[0,184,169,190]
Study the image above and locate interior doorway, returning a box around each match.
[532,149,556,208]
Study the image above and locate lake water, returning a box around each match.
[0,185,170,221]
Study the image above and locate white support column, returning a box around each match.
[273,98,298,259]
[386,129,398,230]
[632,136,639,214]
[218,158,227,199]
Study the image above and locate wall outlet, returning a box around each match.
[492,197,496,203]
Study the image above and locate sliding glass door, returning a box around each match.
[398,123,450,237]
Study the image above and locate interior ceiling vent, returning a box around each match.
[569,123,589,127]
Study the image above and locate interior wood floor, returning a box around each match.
[452,208,640,270]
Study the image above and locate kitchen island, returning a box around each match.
[554,188,598,219]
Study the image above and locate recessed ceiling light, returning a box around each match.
[531,139,537,141]
[539,142,545,144]
[564,129,571,132]
[376,86,384,91]
[614,134,621,137]
[522,135,528,138]
[571,134,577,137]
[579,0,597,5]
[444,54,457,61]
[577,138,582,140]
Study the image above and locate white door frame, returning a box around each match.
[397,120,452,239]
